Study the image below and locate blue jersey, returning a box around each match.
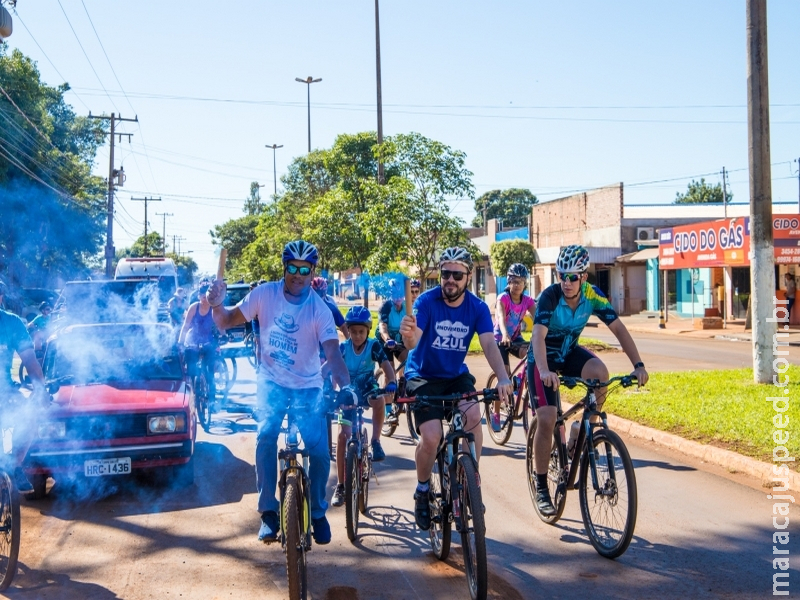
[340,337,387,390]
[404,287,493,381]
[0,309,33,392]
[528,282,618,365]
[323,295,345,328]
[378,300,405,340]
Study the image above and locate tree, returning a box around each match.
[674,178,730,204]
[243,181,264,216]
[210,215,260,268]
[129,232,164,257]
[489,239,537,276]
[0,45,106,286]
[471,188,537,229]
[169,253,198,285]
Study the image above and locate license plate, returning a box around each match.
[84,457,132,477]
[230,331,243,341]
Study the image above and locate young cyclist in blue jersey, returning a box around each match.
[399,247,514,531]
[326,306,397,507]
[529,245,648,516]
[206,241,356,546]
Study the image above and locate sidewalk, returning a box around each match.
[609,311,800,346]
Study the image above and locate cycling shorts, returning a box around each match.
[497,338,528,366]
[527,345,597,409]
[406,372,476,433]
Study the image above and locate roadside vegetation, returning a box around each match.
[560,366,800,470]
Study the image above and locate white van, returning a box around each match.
[115,257,178,302]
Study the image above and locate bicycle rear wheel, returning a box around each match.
[358,429,370,515]
[344,442,360,541]
[283,472,307,600]
[429,454,451,560]
[381,401,399,437]
[456,454,487,600]
[195,376,211,432]
[213,356,229,400]
[244,332,258,368]
[520,385,530,434]
[525,416,567,524]
[484,373,514,445]
[0,470,20,592]
[579,429,637,559]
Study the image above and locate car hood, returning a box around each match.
[54,380,188,412]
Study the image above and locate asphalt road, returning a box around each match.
[9,348,798,599]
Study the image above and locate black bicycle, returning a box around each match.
[525,375,638,559]
[398,389,498,600]
[336,387,388,542]
[278,418,313,600]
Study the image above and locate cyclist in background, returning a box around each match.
[167,288,189,329]
[399,247,513,531]
[178,282,219,401]
[327,306,396,507]
[27,301,53,353]
[312,277,349,340]
[410,278,422,302]
[379,279,408,365]
[0,278,47,493]
[489,263,536,432]
[206,240,354,546]
[528,245,648,516]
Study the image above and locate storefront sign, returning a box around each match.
[659,215,800,269]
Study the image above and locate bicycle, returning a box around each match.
[278,417,312,600]
[484,352,530,445]
[17,348,45,390]
[0,389,25,591]
[335,387,388,542]
[525,374,638,559]
[244,330,259,368]
[377,342,419,443]
[398,388,498,600]
[183,346,223,433]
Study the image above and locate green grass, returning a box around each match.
[559,366,800,470]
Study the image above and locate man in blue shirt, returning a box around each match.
[399,247,513,531]
[312,277,349,340]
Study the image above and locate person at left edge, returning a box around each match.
[206,240,354,546]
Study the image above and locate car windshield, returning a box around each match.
[224,287,249,307]
[48,325,183,384]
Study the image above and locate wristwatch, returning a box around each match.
[633,362,645,369]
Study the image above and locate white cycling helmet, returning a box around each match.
[438,247,473,272]
[556,245,590,273]
[282,240,319,265]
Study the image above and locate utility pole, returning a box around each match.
[156,211,173,256]
[722,166,729,219]
[746,0,776,384]
[265,144,283,197]
[295,76,322,153]
[89,112,137,277]
[375,0,385,184]
[132,196,161,257]
[173,235,185,256]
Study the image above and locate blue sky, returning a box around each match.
[5,1,799,274]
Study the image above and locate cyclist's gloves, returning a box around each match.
[336,385,359,407]
[384,382,397,394]
[384,339,396,349]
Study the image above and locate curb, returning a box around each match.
[606,412,800,493]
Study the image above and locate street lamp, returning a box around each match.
[265,144,283,197]
[295,76,322,153]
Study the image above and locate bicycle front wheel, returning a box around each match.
[0,470,20,592]
[344,442,360,541]
[484,373,514,445]
[213,356,229,399]
[381,401,399,437]
[283,472,307,600]
[195,376,211,432]
[359,429,370,515]
[456,454,487,600]
[579,429,637,559]
[525,416,567,524]
[429,454,451,560]
[406,407,420,444]
[244,332,258,368]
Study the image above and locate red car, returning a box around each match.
[24,322,196,498]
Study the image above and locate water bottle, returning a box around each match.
[567,421,580,456]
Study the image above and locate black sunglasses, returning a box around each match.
[285,264,312,276]
[440,269,467,282]
[558,272,581,283]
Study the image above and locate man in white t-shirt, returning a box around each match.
[207,241,354,545]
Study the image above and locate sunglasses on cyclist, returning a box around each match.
[558,272,582,283]
[440,269,467,282]
[285,264,312,276]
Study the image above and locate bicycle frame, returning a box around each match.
[555,388,609,492]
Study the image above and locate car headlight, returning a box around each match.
[38,421,66,439]
[147,414,186,434]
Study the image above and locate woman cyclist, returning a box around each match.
[490,263,535,431]
[178,282,220,401]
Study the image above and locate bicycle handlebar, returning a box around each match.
[336,387,393,410]
[559,374,637,389]
[396,388,499,406]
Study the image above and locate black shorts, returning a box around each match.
[406,372,476,432]
[497,338,529,366]
[384,342,406,363]
[527,346,597,409]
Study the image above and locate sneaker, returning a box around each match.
[312,516,332,545]
[491,413,502,433]
[257,511,280,543]
[331,483,345,507]
[414,489,431,531]
[535,486,557,517]
[13,468,33,494]
[371,440,386,462]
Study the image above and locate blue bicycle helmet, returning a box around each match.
[344,306,372,329]
[507,263,529,279]
[282,240,319,265]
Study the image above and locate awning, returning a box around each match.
[616,248,659,263]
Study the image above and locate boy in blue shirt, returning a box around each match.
[327,306,396,507]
